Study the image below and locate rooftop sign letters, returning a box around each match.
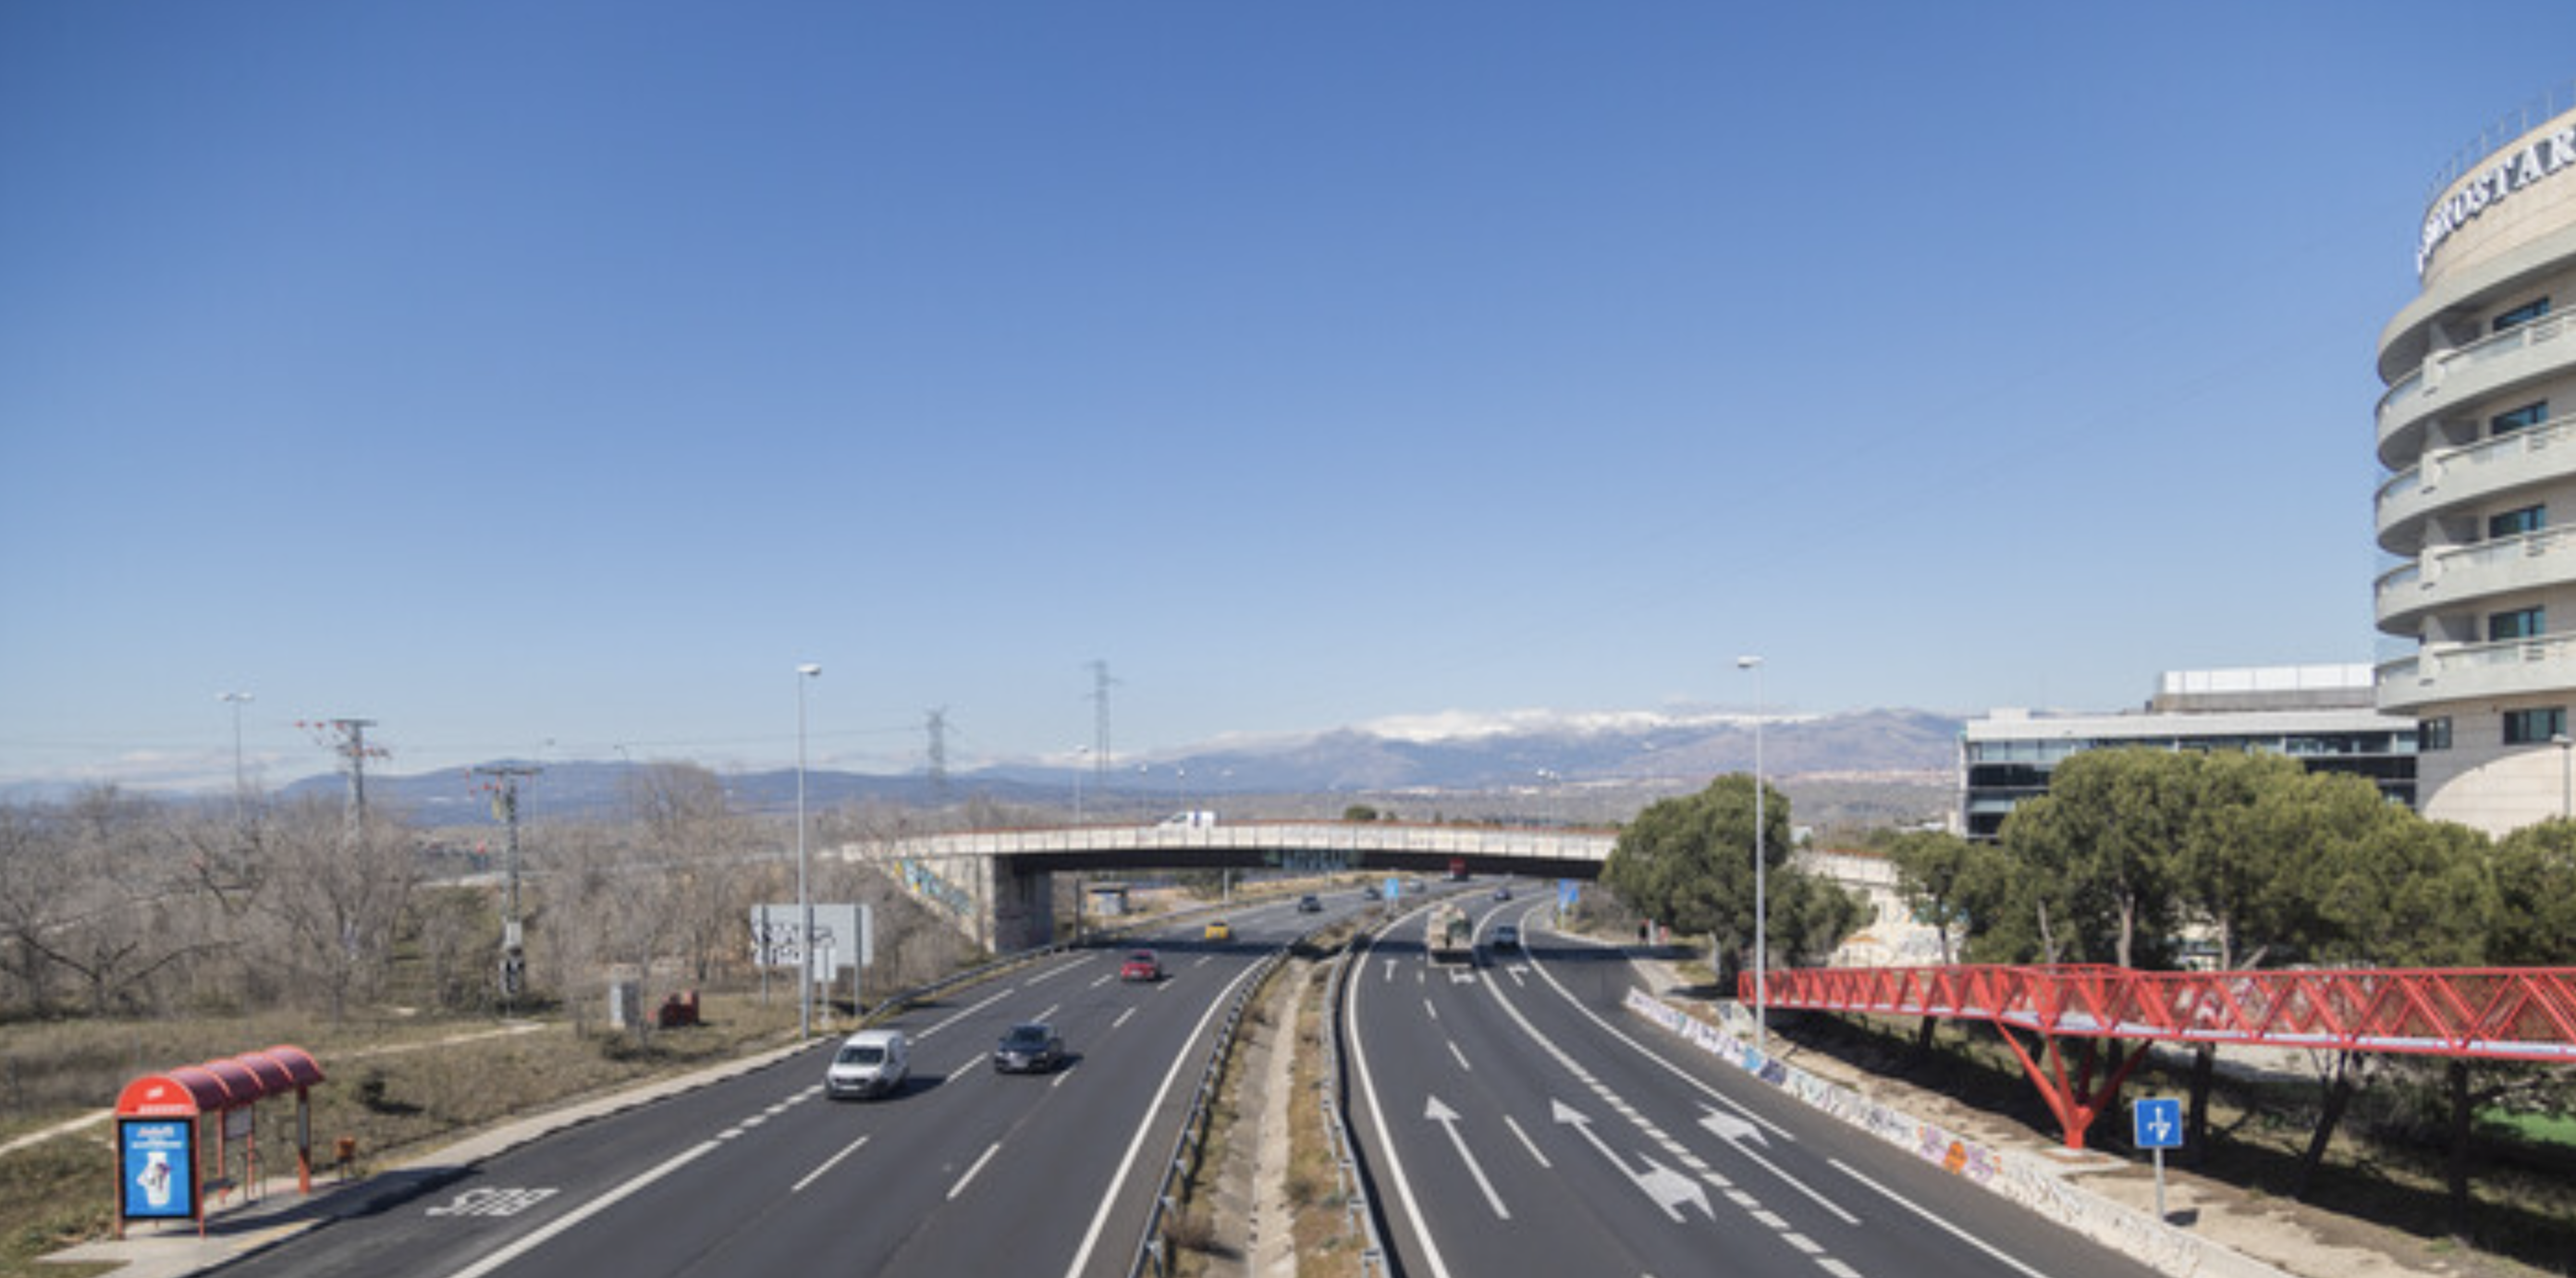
[2418,123,2576,277]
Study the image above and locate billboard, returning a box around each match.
[119,1118,195,1221]
[751,903,872,971]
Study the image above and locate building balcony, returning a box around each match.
[2375,311,2576,470]
[2375,526,2576,633]
[2376,633,2576,714]
[2376,413,2576,552]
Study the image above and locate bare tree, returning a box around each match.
[255,795,419,1025]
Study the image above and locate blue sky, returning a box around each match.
[4,2,2571,790]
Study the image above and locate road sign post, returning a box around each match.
[2132,1097,2183,1222]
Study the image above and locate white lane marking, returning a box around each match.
[1515,933,1851,1223]
[1350,903,1460,1278]
[1036,1003,1061,1024]
[444,1140,718,1278]
[792,1134,871,1194]
[1383,957,1395,982]
[1424,998,1439,1022]
[1502,1113,1552,1169]
[1061,955,1270,1278]
[1423,1095,1509,1220]
[1518,928,1794,1141]
[1090,974,1115,989]
[1112,1007,1137,1029]
[1194,955,1213,966]
[918,987,1014,1040]
[949,1140,1002,1200]
[1445,1039,1472,1072]
[1026,953,1093,984]
[1830,1158,2056,1278]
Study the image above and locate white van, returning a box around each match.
[1158,810,1217,829]
[825,1028,910,1100]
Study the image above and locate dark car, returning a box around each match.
[1297,894,1322,913]
[1491,923,1521,951]
[993,1022,1066,1074]
[1493,885,1514,901]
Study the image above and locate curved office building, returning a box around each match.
[2376,98,2576,834]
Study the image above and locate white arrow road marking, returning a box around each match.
[1552,1100,1712,1222]
[1699,1106,1770,1148]
[1425,1095,1510,1220]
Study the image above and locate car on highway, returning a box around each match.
[1492,884,1513,901]
[1490,923,1521,951]
[1121,949,1163,981]
[1359,883,1380,900]
[1204,918,1233,941]
[993,1022,1067,1074]
[1297,894,1322,913]
[824,1028,910,1100]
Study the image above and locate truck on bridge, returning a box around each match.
[1426,902,1473,965]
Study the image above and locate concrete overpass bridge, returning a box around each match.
[832,821,1615,952]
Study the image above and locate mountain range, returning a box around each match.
[265,707,1963,823]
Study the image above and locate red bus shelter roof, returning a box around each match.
[115,1045,325,1119]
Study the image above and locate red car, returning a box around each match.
[1121,949,1163,982]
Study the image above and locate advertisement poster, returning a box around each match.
[120,1118,195,1220]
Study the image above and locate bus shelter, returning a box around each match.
[112,1045,325,1236]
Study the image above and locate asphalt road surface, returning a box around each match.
[1343,885,2169,1278]
[217,891,1346,1278]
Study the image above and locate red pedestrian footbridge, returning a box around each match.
[1745,964,2576,1148]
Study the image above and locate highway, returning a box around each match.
[215,892,1337,1278]
[1343,885,2169,1278]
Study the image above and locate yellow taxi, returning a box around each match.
[1203,919,1233,941]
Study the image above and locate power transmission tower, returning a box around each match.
[473,765,541,1010]
[301,718,386,836]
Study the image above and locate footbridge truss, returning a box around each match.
[1748,964,2576,1149]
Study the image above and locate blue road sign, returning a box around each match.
[2132,1098,2183,1150]
[1557,879,1579,909]
[1384,877,1401,900]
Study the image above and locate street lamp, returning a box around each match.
[216,691,253,805]
[1736,655,1767,1057]
[796,662,822,1040]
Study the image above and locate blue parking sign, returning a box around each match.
[2132,1098,2183,1150]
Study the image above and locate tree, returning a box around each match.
[1884,828,1996,1053]
[2167,756,2392,1154]
[1602,774,1859,985]
[256,795,420,1025]
[1997,748,2194,970]
[2287,814,2493,1201]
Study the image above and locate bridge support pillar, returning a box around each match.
[990,861,1054,953]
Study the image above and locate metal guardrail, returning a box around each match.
[1318,939,1393,1275]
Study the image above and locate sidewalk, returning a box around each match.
[43,1036,818,1278]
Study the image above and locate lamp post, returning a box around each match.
[796,662,822,1040]
[1736,655,1766,1056]
[216,692,253,811]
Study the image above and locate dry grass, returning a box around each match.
[0,992,802,1278]
[1284,959,1367,1278]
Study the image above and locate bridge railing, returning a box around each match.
[1754,963,2576,1063]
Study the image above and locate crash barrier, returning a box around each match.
[1622,989,2288,1278]
[1131,950,1285,1278]
[112,1045,326,1238]
[1319,940,1393,1275]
